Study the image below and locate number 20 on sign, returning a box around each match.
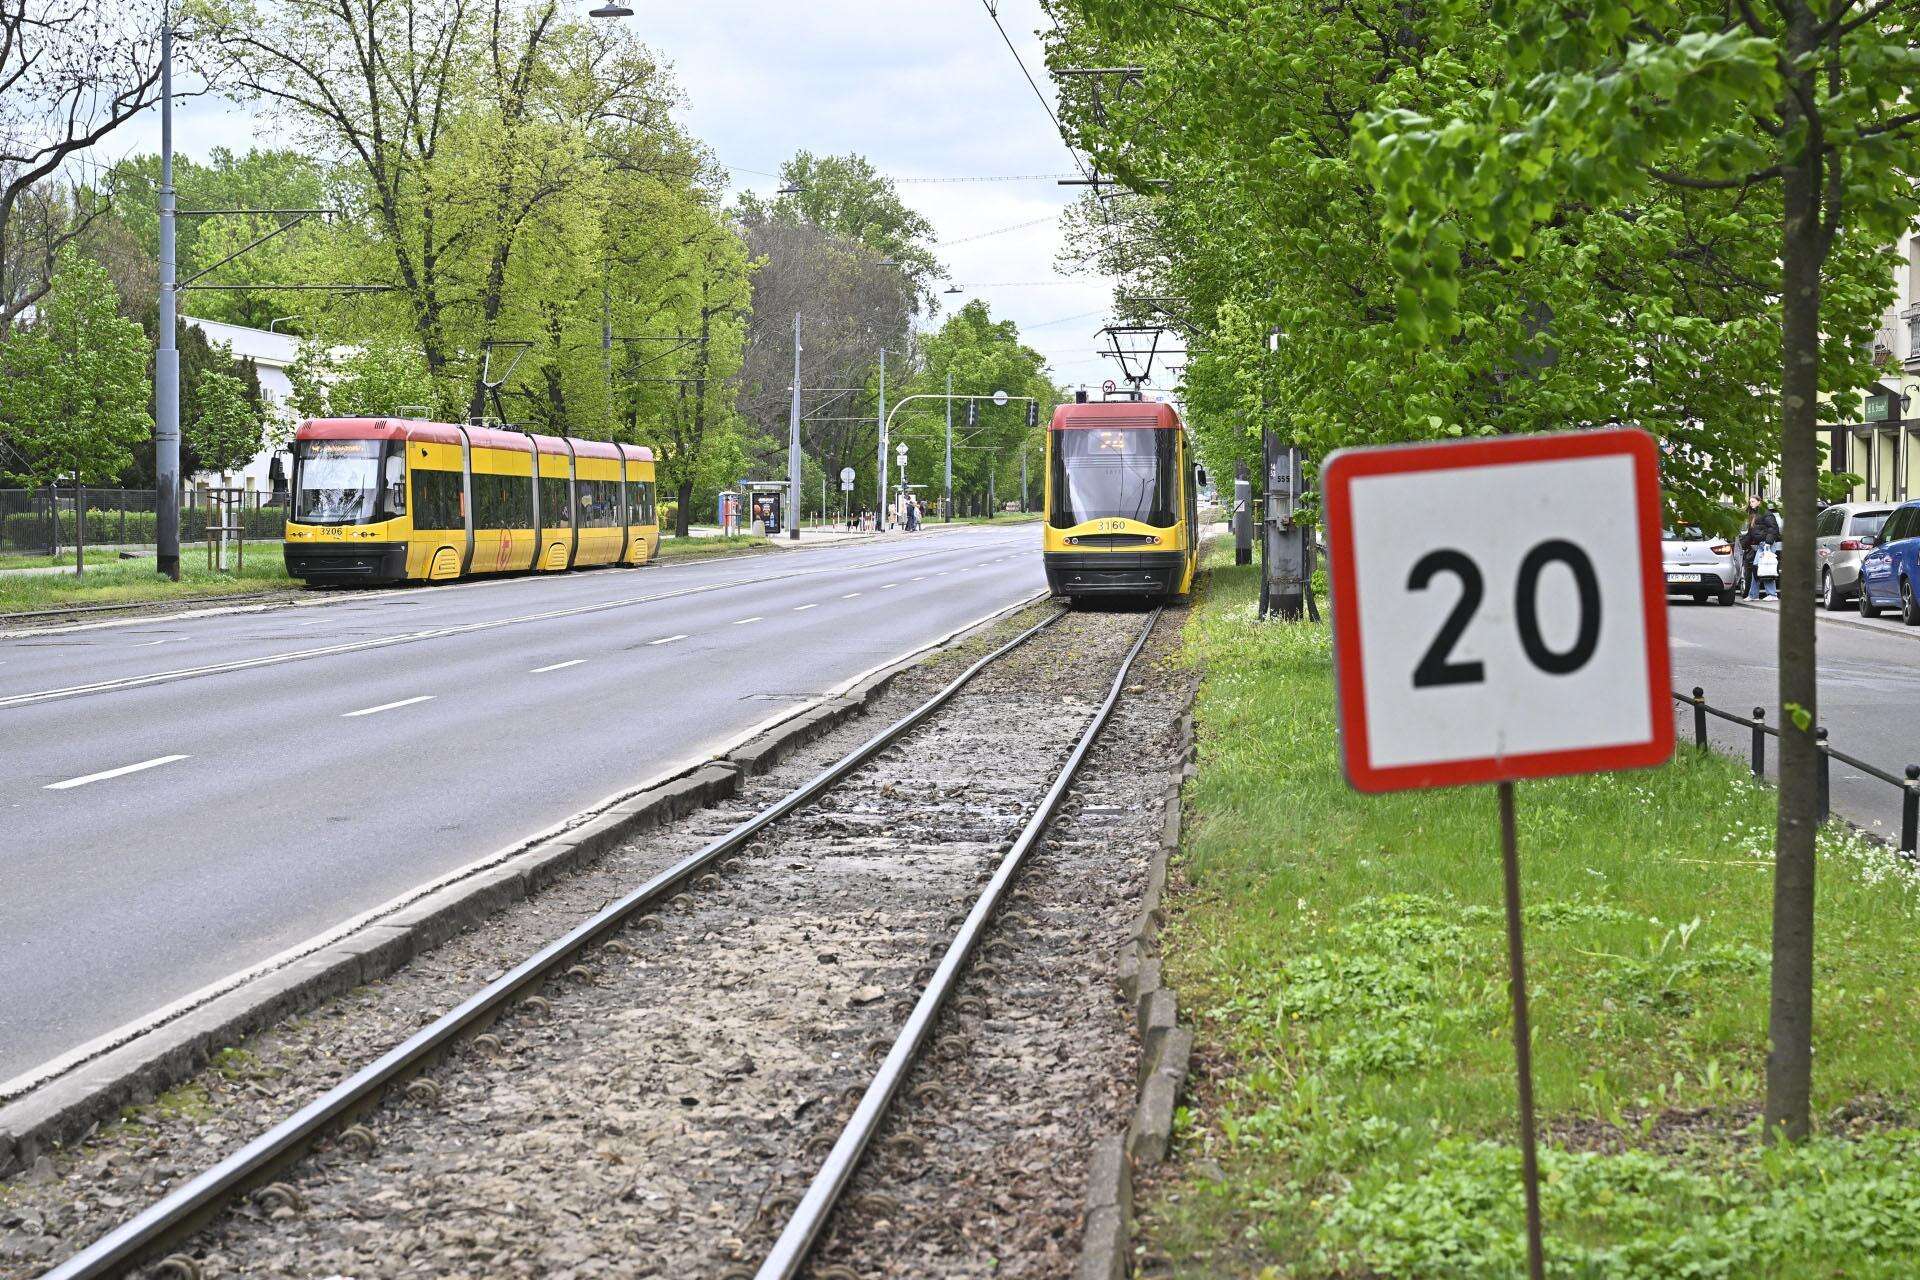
[1322,427,1674,1280]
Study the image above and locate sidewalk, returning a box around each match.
[1736,596,1920,643]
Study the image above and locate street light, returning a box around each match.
[588,2,635,16]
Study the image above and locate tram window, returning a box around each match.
[413,468,464,531]
[473,473,532,529]
[572,478,615,528]
[539,476,571,526]
[293,439,382,525]
[1049,428,1178,528]
[634,480,656,525]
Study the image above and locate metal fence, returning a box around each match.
[1674,687,1919,853]
[0,488,285,553]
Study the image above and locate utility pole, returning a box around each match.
[154,1,181,581]
[602,275,613,432]
[877,348,888,531]
[787,312,802,540]
[943,369,953,522]
[1021,446,1029,513]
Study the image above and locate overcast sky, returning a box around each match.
[123,0,1124,392]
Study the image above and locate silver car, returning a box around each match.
[1662,525,1737,605]
[1815,502,1893,609]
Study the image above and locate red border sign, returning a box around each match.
[1323,428,1673,792]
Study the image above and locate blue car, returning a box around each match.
[1858,499,1920,624]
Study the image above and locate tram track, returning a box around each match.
[24,602,1167,1280]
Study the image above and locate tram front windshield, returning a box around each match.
[1050,427,1178,528]
[293,439,405,525]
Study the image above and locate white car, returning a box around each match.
[1662,525,1737,605]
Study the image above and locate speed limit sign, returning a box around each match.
[1323,428,1672,792]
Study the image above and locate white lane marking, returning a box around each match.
[733,616,764,625]
[935,571,950,576]
[793,603,818,611]
[911,576,927,582]
[841,592,862,599]
[530,659,586,673]
[133,637,181,647]
[342,695,435,718]
[648,634,688,645]
[46,754,189,791]
[881,583,898,590]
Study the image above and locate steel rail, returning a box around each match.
[755,605,1164,1280]
[42,606,1067,1280]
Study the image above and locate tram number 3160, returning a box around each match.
[1321,429,1672,793]
[1409,541,1601,688]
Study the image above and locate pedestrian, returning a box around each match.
[905,497,919,532]
[1746,498,1782,600]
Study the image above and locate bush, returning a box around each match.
[0,504,285,550]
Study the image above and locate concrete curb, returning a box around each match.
[0,593,1045,1178]
[1732,596,1920,643]
[1079,688,1201,1280]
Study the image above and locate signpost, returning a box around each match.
[1322,428,1672,1280]
[839,466,855,527]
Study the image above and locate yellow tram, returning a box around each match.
[284,418,659,584]
[1042,399,1200,601]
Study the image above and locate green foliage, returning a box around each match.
[290,336,436,421]
[187,369,263,475]
[1137,545,1920,1276]
[1048,0,1790,525]
[0,252,152,485]
[737,151,942,306]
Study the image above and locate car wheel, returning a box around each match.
[1904,579,1920,627]
[1823,570,1841,611]
[1860,581,1882,618]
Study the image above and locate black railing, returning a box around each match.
[1674,687,1919,854]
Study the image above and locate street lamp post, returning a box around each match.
[944,370,953,522]
[877,348,888,531]
[787,311,802,540]
[155,1,181,581]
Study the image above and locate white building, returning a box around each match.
[1835,235,1920,503]
[182,315,300,500]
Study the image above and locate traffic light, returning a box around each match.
[966,399,978,428]
[1026,400,1040,429]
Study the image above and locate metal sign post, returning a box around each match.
[1322,428,1673,1280]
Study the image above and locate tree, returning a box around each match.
[0,1,166,337]
[1356,0,1920,1144]
[1045,0,1784,533]
[0,252,153,569]
[187,369,263,477]
[192,0,697,422]
[288,336,435,420]
[737,151,943,307]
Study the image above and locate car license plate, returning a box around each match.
[1666,573,1691,582]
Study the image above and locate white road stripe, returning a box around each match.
[46,754,189,791]
[880,583,898,590]
[342,695,435,718]
[648,634,688,645]
[911,576,927,581]
[841,592,862,599]
[132,637,179,647]
[530,659,586,673]
[733,616,764,625]
[793,603,818,611]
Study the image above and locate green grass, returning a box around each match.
[1143,542,1920,1279]
[652,532,779,561]
[0,549,130,571]
[0,551,296,614]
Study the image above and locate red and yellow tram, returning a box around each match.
[1042,400,1200,600]
[284,418,659,584]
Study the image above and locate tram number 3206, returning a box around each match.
[1408,541,1601,688]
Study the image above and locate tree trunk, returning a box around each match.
[74,478,85,576]
[1765,38,1823,1145]
[675,478,693,539]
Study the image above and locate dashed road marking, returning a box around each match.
[841,592,862,599]
[733,616,764,625]
[530,659,586,673]
[793,603,818,611]
[342,695,435,718]
[648,634,688,645]
[880,583,898,590]
[46,754,190,791]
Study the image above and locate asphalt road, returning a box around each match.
[0,526,1047,1083]
[1666,599,1920,839]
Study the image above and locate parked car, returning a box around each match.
[1662,525,1737,605]
[1858,500,1920,624]
[1814,501,1892,609]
